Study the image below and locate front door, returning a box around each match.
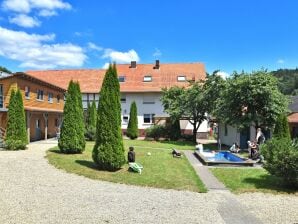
[240,127,250,149]
[35,119,41,140]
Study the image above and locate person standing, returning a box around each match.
[256,128,265,145]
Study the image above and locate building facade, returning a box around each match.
[27,61,208,137]
[0,72,65,142]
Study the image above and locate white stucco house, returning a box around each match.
[27,60,208,137]
[218,123,271,148]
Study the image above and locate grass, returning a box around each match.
[47,139,207,192]
[211,168,298,194]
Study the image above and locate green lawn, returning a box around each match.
[47,140,207,192]
[211,168,298,194]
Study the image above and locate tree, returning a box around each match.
[161,82,208,143]
[215,70,288,131]
[6,89,28,150]
[273,113,291,139]
[0,66,12,74]
[127,101,138,139]
[59,80,85,153]
[85,100,97,141]
[92,64,125,170]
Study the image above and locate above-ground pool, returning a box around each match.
[195,150,255,166]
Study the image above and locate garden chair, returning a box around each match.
[172,148,182,158]
[129,162,143,174]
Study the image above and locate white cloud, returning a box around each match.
[277,59,285,64]
[102,49,140,64]
[216,71,229,80]
[0,26,87,69]
[87,42,103,51]
[9,14,40,27]
[153,48,162,57]
[2,0,31,13]
[38,9,57,17]
[102,62,110,69]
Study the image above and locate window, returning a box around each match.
[224,124,228,136]
[37,90,44,100]
[177,75,186,82]
[123,115,129,123]
[55,119,59,127]
[143,95,155,104]
[25,86,30,99]
[143,114,155,124]
[143,76,152,82]
[118,76,126,82]
[48,92,53,103]
[0,85,3,108]
[120,94,126,103]
[57,95,60,103]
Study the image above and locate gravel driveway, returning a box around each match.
[0,140,297,224]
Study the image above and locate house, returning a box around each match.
[288,95,298,138]
[0,72,65,142]
[27,60,208,137]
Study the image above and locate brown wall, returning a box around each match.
[1,77,64,111]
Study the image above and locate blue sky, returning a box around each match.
[0,0,297,74]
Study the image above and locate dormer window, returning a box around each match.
[118,76,126,82]
[177,75,186,82]
[143,76,152,82]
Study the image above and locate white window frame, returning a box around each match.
[143,114,155,124]
[122,115,129,123]
[48,92,53,103]
[25,86,30,99]
[120,94,126,103]
[118,76,126,82]
[37,89,44,101]
[177,75,186,82]
[143,76,152,82]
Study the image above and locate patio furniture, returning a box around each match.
[172,148,182,158]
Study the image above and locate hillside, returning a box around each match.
[272,68,298,95]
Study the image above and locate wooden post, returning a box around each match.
[26,111,31,142]
[43,113,48,140]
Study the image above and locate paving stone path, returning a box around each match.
[0,140,297,224]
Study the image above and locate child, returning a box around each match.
[127,146,135,163]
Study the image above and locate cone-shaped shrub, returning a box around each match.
[273,113,291,139]
[6,89,28,150]
[92,64,125,170]
[59,81,85,153]
[127,101,138,139]
[167,117,181,140]
[85,100,97,141]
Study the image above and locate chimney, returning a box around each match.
[130,61,137,68]
[154,60,160,69]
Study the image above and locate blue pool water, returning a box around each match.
[205,151,244,162]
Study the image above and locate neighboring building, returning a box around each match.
[288,95,298,138]
[27,61,208,137]
[0,72,65,142]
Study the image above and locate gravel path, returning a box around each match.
[0,140,297,224]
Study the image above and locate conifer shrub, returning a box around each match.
[6,89,28,150]
[273,113,291,139]
[92,64,125,170]
[261,138,298,187]
[166,118,181,140]
[59,81,85,153]
[127,101,138,139]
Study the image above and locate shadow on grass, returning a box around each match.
[242,174,297,194]
[154,140,195,147]
[75,160,122,172]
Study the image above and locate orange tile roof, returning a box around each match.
[26,62,206,93]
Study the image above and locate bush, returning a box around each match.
[261,137,298,187]
[85,126,96,141]
[127,101,138,139]
[166,118,181,141]
[6,89,28,150]
[273,113,291,139]
[145,125,167,140]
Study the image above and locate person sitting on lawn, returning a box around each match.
[127,146,135,163]
[247,140,258,158]
[229,142,240,153]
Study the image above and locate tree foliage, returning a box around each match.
[272,68,298,95]
[6,89,28,150]
[92,64,125,170]
[127,101,138,139]
[261,138,298,187]
[0,66,12,74]
[215,70,288,130]
[85,101,97,141]
[273,113,291,139]
[59,80,85,153]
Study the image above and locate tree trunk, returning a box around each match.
[192,121,197,143]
